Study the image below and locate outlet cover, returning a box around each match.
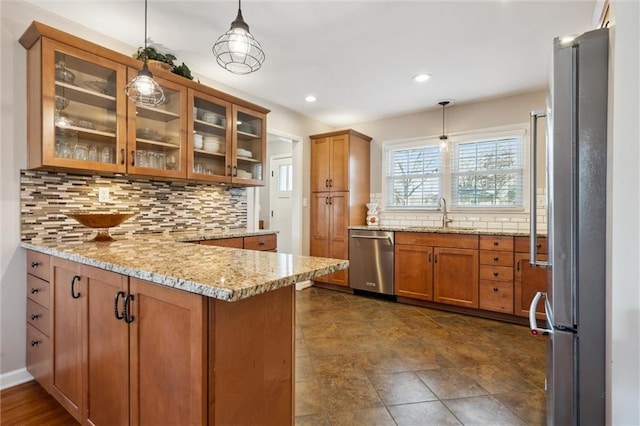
[98,187,110,202]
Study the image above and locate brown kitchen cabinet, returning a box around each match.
[25,250,52,393]
[199,234,277,251]
[311,192,350,286]
[478,235,514,314]
[395,232,479,308]
[20,21,269,186]
[22,37,128,173]
[310,129,371,289]
[514,236,549,320]
[127,70,188,178]
[395,244,434,300]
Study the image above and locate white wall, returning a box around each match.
[608,1,640,424]
[0,0,329,378]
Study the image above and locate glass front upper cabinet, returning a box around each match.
[188,91,232,182]
[42,39,127,172]
[127,70,187,177]
[233,105,266,185]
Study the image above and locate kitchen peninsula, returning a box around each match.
[22,233,348,425]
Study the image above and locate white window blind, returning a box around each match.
[386,145,442,208]
[451,136,524,208]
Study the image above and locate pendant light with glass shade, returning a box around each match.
[125,0,165,107]
[438,100,451,151]
[212,0,265,75]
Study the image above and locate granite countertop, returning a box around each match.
[21,231,347,302]
[349,225,547,237]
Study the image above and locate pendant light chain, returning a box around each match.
[144,0,148,51]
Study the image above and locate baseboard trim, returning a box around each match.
[1,368,34,390]
[295,280,312,291]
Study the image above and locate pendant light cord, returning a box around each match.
[442,104,445,135]
[144,0,148,51]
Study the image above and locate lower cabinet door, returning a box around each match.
[433,247,479,308]
[50,258,84,422]
[394,244,434,301]
[128,278,207,426]
[85,265,129,426]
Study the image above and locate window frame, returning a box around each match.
[381,124,529,213]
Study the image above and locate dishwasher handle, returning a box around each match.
[351,235,393,244]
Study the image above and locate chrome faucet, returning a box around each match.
[437,197,453,228]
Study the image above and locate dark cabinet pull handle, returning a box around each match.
[434,254,438,263]
[121,149,125,165]
[124,294,135,323]
[227,165,232,176]
[259,241,265,246]
[30,314,41,320]
[31,261,40,268]
[428,252,432,263]
[517,260,521,271]
[30,288,39,295]
[114,291,126,320]
[493,287,499,292]
[493,256,499,261]
[30,340,41,347]
[329,179,333,187]
[536,243,542,249]
[233,166,238,177]
[493,272,499,277]
[71,275,81,299]
[329,197,333,205]
[131,150,135,166]
[493,241,499,246]
[325,179,329,188]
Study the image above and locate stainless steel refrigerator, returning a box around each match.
[529,28,608,425]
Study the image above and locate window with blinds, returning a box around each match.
[383,128,526,210]
[451,136,524,208]
[386,145,442,207]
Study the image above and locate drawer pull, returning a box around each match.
[30,288,39,295]
[493,256,499,261]
[325,179,329,188]
[493,241,499,246]
[30,314,41,320]
[30,340,41,347]
[31,261,40,268]
[259,241,265,246]
[114,291,126,320]
[493,287,499,292]
[537,243,542,249]
[493,272,499,277]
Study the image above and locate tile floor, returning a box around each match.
[294,287,547,425]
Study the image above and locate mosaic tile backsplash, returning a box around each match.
[21,170,247,243]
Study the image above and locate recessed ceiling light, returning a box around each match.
[305,95,317,103]
[413,73,431,83]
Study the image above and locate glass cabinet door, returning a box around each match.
[127,69,186,177]
[188,91,232,182]
[233,105,266,185]
[43,39,127,172]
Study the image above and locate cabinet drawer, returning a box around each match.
[396,232,478,249]
[27,274,50,308]
[479,265,514,283]
[479,235,514,251]
[244,234,277,251]
[201,238,244,249]
[479,281,514,314]
[479,250,513,267]
[27,250,50,281]
[27,298,50,336]
[514,236,548,254]
[26,324,51,392]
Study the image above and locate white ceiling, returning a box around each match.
[27,0,597,126]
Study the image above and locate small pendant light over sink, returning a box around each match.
[213,0,265,75]
[438,100,452,152]
[125,0,165,107]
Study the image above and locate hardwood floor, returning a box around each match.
[0,381,77,425]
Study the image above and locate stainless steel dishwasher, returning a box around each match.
[348,229,394,295]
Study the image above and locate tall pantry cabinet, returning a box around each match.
[310,129,371,288]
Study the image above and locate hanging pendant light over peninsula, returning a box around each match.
[213,0,265,75]
[125,0,165,107]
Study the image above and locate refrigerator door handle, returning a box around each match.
[529,109,550,267]
[529,291,553,335]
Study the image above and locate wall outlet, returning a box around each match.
[98,187,110,203]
